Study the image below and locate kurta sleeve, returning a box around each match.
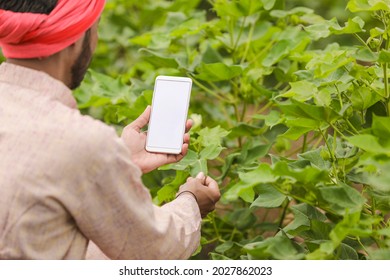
[67,128,201,260]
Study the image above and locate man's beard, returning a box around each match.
[69,31,92,90]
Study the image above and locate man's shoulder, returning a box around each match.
[39,105,126,168]
[56,108,121,154]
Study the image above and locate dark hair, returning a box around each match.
[0,0,58,14]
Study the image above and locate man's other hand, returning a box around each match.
[176,172,221,218]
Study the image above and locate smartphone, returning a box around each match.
[145,76,192,154]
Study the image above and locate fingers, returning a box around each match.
[196,171,205,180]
[204,176,219,192]
[128,106,151,132]
[196,172,207,184]
[185,119,193,133]
[207,179,221,203]
[183,133,190,144]
[181,142,189,157]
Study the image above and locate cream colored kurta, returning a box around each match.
[0,63,201,260]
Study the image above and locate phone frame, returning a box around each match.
[145,75,192,154]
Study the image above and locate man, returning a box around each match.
[0,0,220,260]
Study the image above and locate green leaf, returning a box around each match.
[305,46,354,78]
[281,81,318,102]
[347,0,390,12]
[368,249,390,260]
[191,158,208,177]
[157,171,189,204]
[307,212,363,259]
[210,253,233,260]
[213,0,263,17]
[273,161,329,185]
[159,149,198,171]
[304,22,331,40]
[239,144,272,165]
[262,40,292,67]
[226,208,257,230]
[201,44,224,64]
[139,49,179,68]
[330,16,365,34]
[229,123,265,138]
[330,212,361,244]
[215,241,235,254]
[224,164,277,202]
[279,101,339,123]
[282,126,313,140]
[294,203,328,221]
[244,235,304,260]
[318,184,366,215]
[253,110,284,128]
[223,180,255,203]
[366,161,390,193]
[196,126,230,147]
[369,189,390,211]
[348,135,390,155]
[298,148,332,170]
[372,115,390,142]
[350,85,381,110]
[378,49,390,63]
[240,0,264,15]
[200,144,224,160]
[339,243,359,260]
[241,164,278,184]
[251,185,286,208]
[284,203,328,238]
[157,184,177,204]
[281,206,311,236]
[240,187,256,203]
[261,0,276,10]
[354,47,379,62]
[195,63,243,81]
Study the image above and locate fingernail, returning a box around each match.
[196,172,205,179]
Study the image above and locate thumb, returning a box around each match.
[196,172,206,183]
[129,106,151,132]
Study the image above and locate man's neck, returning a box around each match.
[7,53,71,89]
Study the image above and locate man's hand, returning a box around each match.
[121,106,192,173]
[176,172,221,218]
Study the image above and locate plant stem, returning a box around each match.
[241,19,256,64]
[277,199,290,231]
[255,100,273,115]
[190,75,230,103]
[354,34,370,49]
[229,17,235,50]
[210,213,221,241]
[357,237,370,256]
[319,128,338,182]
[233,17,247,56]
[302,133,308,153]
[233,103,243,147]
[382,63,390,116]
[346,119,360,135]
[248,40,275,66]
[334,84,343,108]
[229,227,238,241]
[330,123,348,140]
[240,102,247,122]
[312,133,324,148]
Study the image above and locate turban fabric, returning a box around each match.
[0,0,105,59]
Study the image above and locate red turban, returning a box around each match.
[0,0,105,59]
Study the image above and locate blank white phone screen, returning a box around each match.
[147,79,191,151]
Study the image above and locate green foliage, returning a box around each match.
[75,0,390,259]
